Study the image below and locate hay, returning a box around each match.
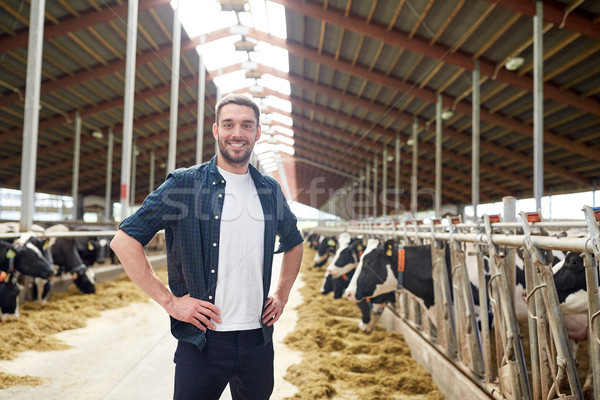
[282,245,443,400]
[0,267,168,386]
[0,372,45,389]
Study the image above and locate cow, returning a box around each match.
[346,239,452,333]
[319,232,352,296]
[322,235,364,298]
[313,236,337,268]
[305,232,320,249]
[0,239,55,320]
[51,236,96,294]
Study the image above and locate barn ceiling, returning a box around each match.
[0,0,599,216]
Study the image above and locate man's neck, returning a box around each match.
[216,155,249,175]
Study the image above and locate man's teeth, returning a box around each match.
[230,142,245,147]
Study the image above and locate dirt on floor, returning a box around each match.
[282,245,443,400]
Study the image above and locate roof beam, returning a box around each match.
[272,0,600,117]
[485,0,600,42]
[256,65,589,187]
[0,0,172,53]
[245,29,598,169]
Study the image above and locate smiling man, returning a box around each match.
[110,94,304,400]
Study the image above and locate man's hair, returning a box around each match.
[215,94,260,125]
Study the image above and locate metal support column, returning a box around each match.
[131,144,137,206]
[71,111,81,220]
[19,0,46,230]
[365,163,371,219]
[411,118,418,218]
[120,0,139,219]
[358,172,364,219]
[167,0,181,174]
[472,60,480,221]
[395,134,401,217]
[533,1,544,210]
[373,155,378,218]
[149,150,155,194]
[196,36,206,165]
[382,146,388,218]
[104,128,113,221]
[435,95,442,218]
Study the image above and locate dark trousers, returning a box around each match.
[173,328,274,400]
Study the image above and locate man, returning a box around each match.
[111,94,304,400]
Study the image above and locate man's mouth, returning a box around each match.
[228,141,247,148]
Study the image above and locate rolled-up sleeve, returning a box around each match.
[119,173,183,246]
[273,184,303,254]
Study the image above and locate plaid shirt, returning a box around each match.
[119,155,303,349]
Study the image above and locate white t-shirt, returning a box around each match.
[213,166,265,331]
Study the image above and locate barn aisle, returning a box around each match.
[0,252,303,400]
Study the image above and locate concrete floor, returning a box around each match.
[0,253,303,400]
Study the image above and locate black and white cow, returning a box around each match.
[0,239,55,320]
[313,236,338,268]
[322,234,364,298]
[305,232,320,250]
[51,236,96,294]
[345,239,452,333]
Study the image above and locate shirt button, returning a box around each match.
[209,296,213,300]
[213,242,217,247]
[211,269,215,273]
[212,181,216,185]
[215,215,219,220]
[218,194,223,198]
[221,179,225,183]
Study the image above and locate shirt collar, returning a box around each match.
[207,155,265,187]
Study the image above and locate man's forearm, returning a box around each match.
[111,230,175,310]
[273,243,303,303]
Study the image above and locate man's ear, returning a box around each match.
[212,123,218,140]
[255,124,261,141]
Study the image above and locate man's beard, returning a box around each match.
[218,136,253,166]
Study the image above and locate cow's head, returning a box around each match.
[14,241,55,279]
[353,246,398,302]
[75,237,106,266]
[71,264,96,294]
[344,238,381,302]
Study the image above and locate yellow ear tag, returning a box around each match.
[357,245,362,251]
[6,249,16,259]
[327,240,336,247]
[386,249,392,257]
[43,241,50,250]
[87,241,94,251]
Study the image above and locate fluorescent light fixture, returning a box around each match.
[230,25,249,35]
[92,131,103,139]
[277,144,294,155]
[505,56,524,71]
[441,109,454,120]
[275,135,294,146]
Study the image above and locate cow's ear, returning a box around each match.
[6,248,16,259]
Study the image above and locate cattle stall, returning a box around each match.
[307,203,600,400]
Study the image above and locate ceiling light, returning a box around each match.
[245,70,262,79]
[441,109,454,120]
[234,39,255,52]
[505,56,524,71]
[218,0,247,12]
[91,130,103,139]
[229,25,249,36]
[387,155,394,162]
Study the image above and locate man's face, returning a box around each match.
[213,104,261,169]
